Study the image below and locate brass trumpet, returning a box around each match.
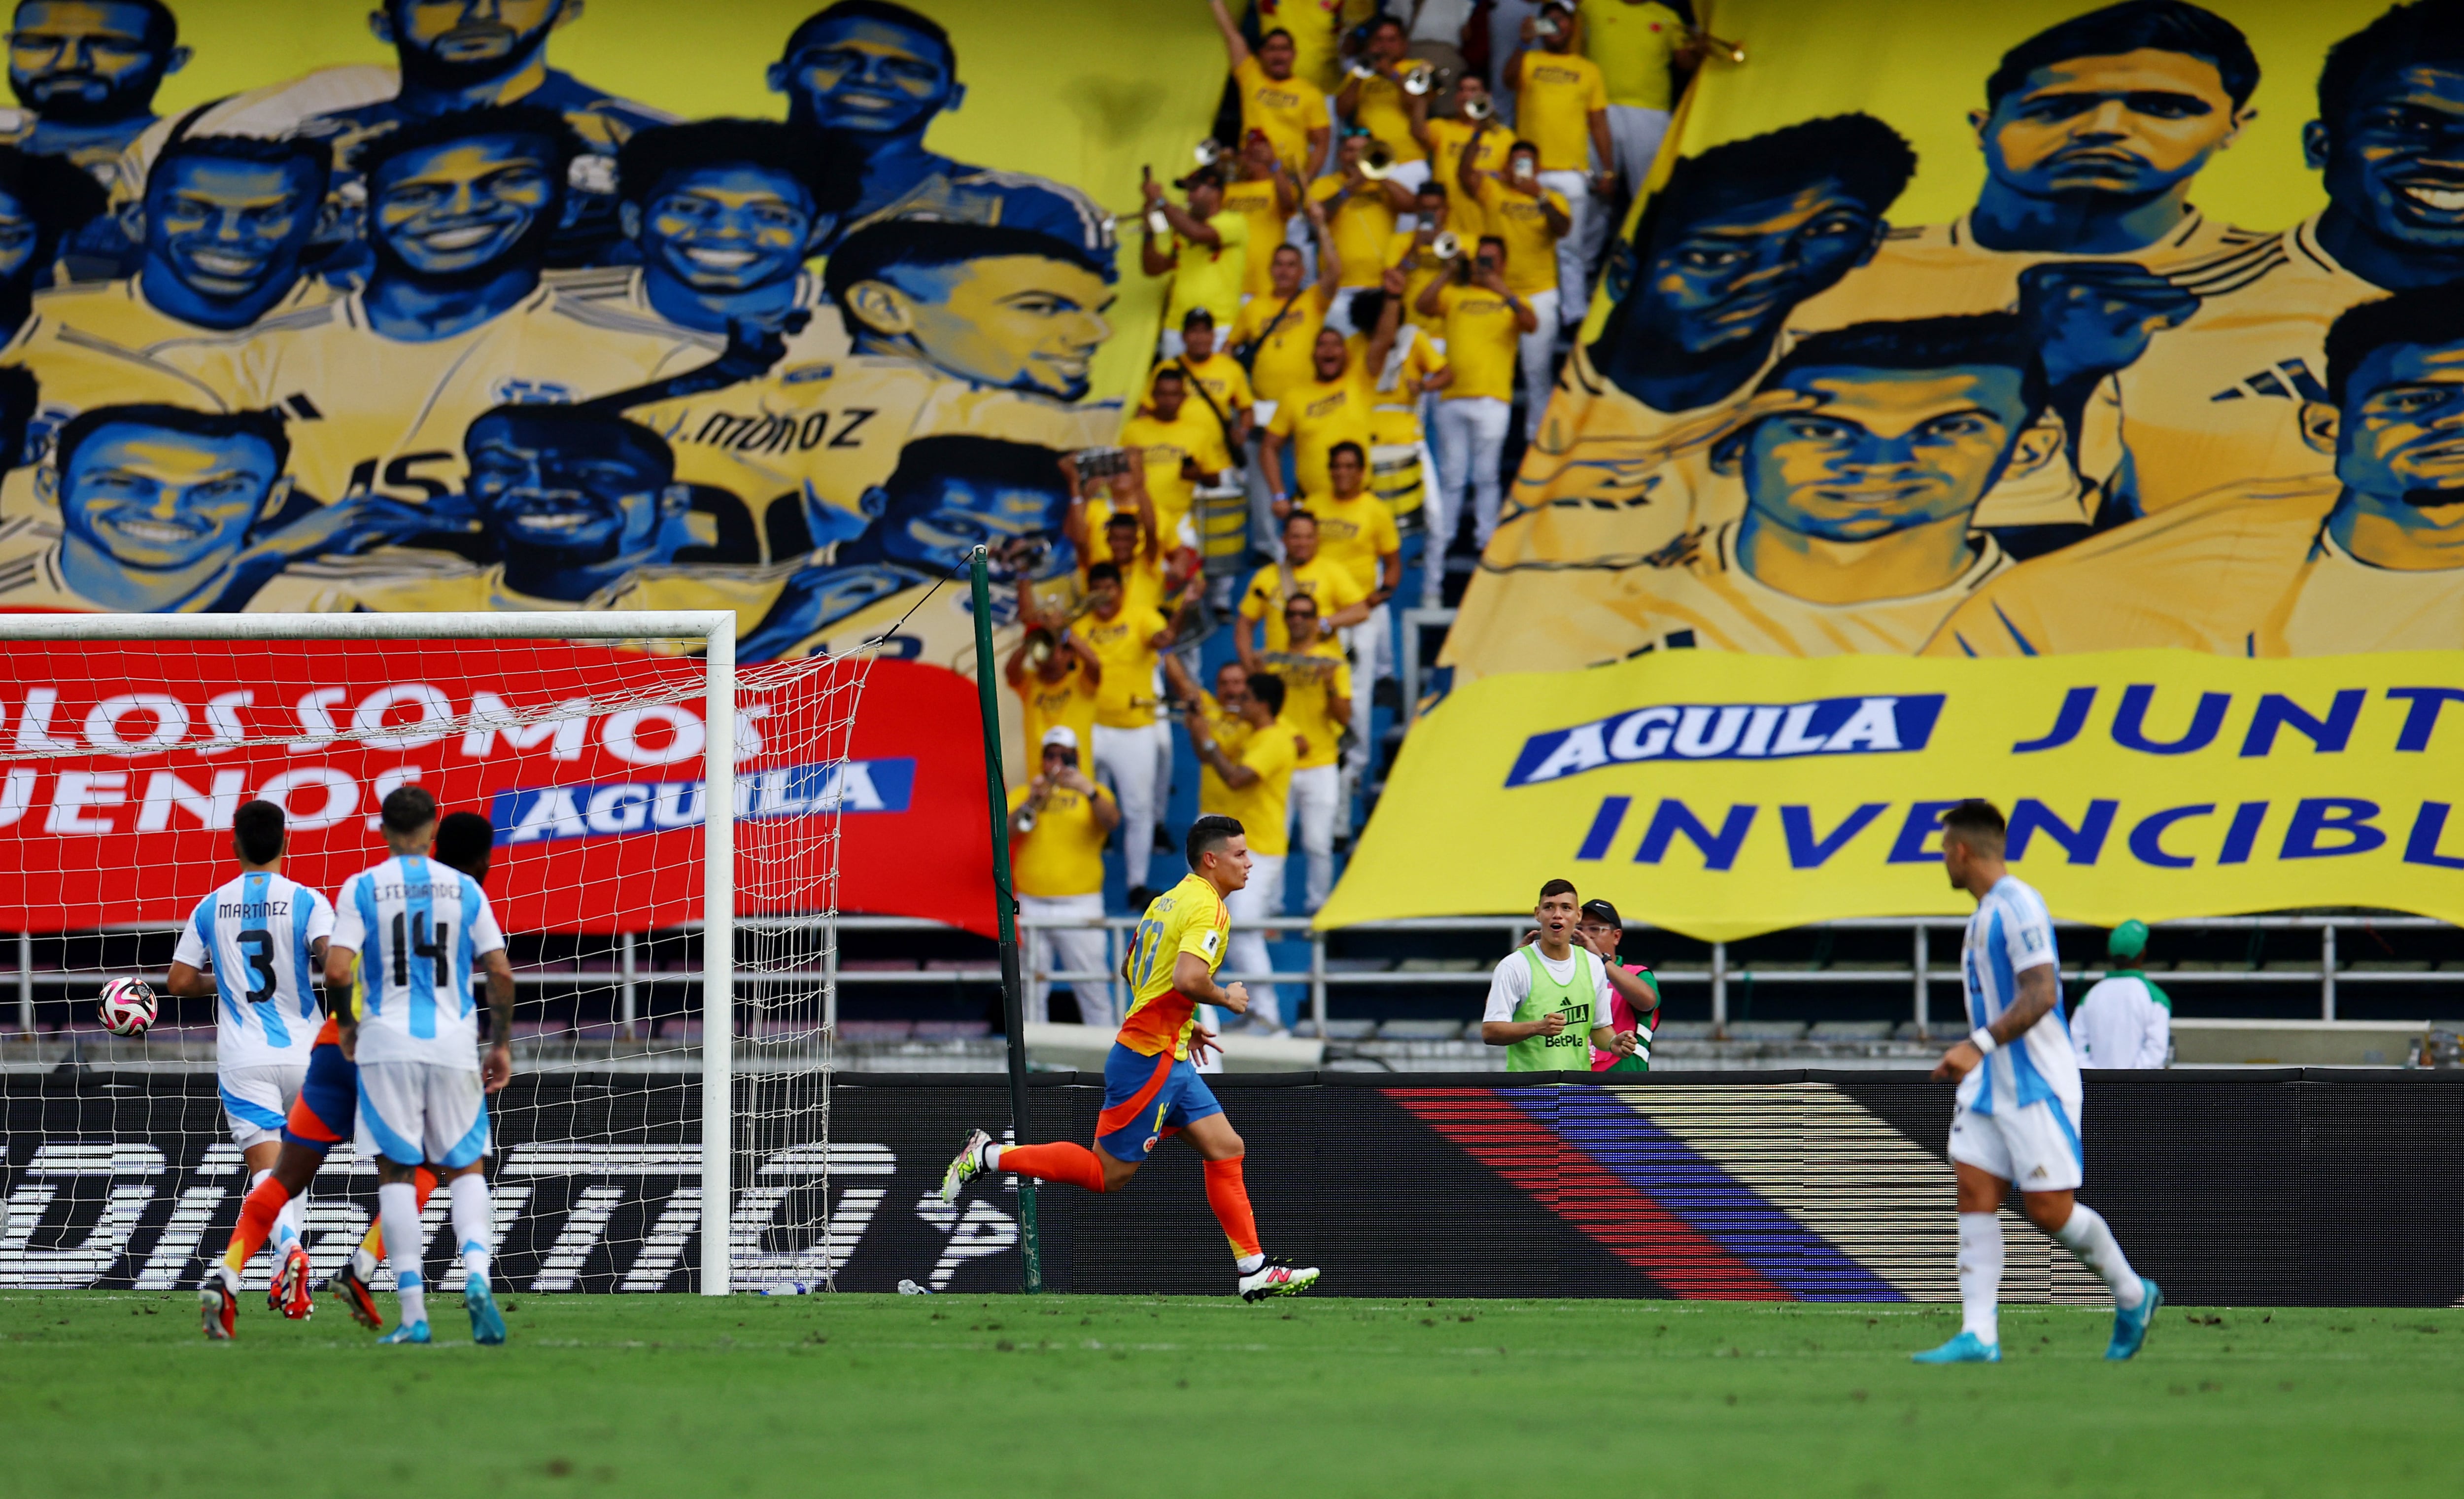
[1348,61,1379,82]
[1360,141,1397,181]
[1401,62,1438,96]
[1193,138,1229,168]
[1462,96,1493,122]
[1689,27,1747,63]
[1431,230,1463,260]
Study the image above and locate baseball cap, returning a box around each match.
[1579,898,1621,928]
[2107,919,2148,961]
[1040,726,1079,752]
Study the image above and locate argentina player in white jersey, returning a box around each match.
[1916,800,2161,1365]
[325,788,515,1347]
[164,799,333,1320]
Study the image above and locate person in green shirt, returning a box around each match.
[1479,877,1655,1071]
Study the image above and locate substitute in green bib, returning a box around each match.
[1479,878,1655,1071]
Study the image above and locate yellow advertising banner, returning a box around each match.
[1321,650,2464,940]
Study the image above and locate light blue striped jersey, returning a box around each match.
[1957,874,2079,1115]
[173,872,334,1069]
[330,854,506,1070]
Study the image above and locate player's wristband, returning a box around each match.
[1968,1028,1998,1056]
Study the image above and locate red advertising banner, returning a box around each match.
[0,644,994,937]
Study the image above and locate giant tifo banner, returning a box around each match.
[0,0,1223,930]
[1350,0,2464,936]
[0,0,1221,665]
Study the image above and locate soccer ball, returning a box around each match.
[98,977,158,1037]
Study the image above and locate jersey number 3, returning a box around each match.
[390,911,453,988]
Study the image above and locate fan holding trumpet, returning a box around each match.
[1336,15,1437,199]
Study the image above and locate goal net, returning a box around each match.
[0,611,870,1297]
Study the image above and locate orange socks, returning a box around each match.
[996,1142,1109,1193]
[220,1175,292,1275]
[1202,1155,1261,1261]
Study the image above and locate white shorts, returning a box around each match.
[355,1060,489,1170]
[220,1064,308,1152]
[1949,1098,2083,1192]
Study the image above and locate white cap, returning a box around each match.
[1040,726,1079,752]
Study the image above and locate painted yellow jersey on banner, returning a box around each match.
[1326,650,2464,941]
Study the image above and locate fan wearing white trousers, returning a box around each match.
[1076,558,1175,901]
[1186,673,1305,1032]
[1417,239,1541,561]
[1006,726,1120,1029]
[1271,591,1354,913]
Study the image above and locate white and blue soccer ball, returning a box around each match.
[98,977,157,1037]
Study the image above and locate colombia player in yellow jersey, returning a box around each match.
[941,815,1321,1302]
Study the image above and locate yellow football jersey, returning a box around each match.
[1423,119,1509,239]
[631,352,1117,542]
[1268,369,1376,500]
[1922,476,2341,658]
[1074,603,1170,730]
[1386,233,1452,337]
[0,277,336,519]
[1347,70,1426,165]
[1608,519,2011,658]
[1260,636,1350,769]
[1016,661,1099,775]
[1306,176,1399,291]
[1216,720,1300,860]
[2093,217,2386,517]
[1474,178,1570,297]
[245,549,768,648]
[1238,553,1368,653]
[0,523,99,611]
[1120,405,1233,547]
[1787,210,2264,331]
[1230,287,1329,407]
[1118,871,1231,1060]
[165,282,722,508]
[1309,489,1400,594]
[2257,526,2464,656]
[1194,688,1256,817]
[1221,176,1292,300]
[1006,781,1114,899]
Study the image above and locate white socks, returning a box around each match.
[1957,1212,2003,1345]
[1234,1253,1264,1276]
[983,1143,1003,1173]
[450,1171,494,1287]
[378,1180,426,1326]
[2053,1202,2146,1310]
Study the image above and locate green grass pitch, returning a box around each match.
[7,1291,2462,1498]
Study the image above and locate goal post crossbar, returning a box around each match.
[1,610,742,1296]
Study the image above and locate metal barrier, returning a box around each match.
[13,913,2456,1039]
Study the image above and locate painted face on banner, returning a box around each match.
[7,0,178,123]
[638,162,821,293]
[381,0,564,72]
[466,411,678,566]
[145,154,325,303]
[895,254,1113,401]
[1739,364,2038,542]
[57,424,281,572]
[775,14,957,137]
[0,181,39,284]
[1637,179,1882,357]
[876,472,1070,572]
[1976,48,2248,203]
[2309,62,2464,252]
[369,132,560,279]
[2315,341,2464,510]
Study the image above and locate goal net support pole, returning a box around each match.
[0,610,741,1295]
[968,548,1040,1293]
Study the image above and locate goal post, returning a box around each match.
[0,609,833,1298]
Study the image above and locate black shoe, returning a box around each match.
[1126,885,1157,912]
[1153,825,1174,853]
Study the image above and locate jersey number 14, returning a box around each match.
[391,911,454,988]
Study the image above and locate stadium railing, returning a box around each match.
[14,912,2450,1043]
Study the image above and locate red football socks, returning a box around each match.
[998,1142,1109,1193]
[1202,1154,1262,1260]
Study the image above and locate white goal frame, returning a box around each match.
[0,610,742,1296]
